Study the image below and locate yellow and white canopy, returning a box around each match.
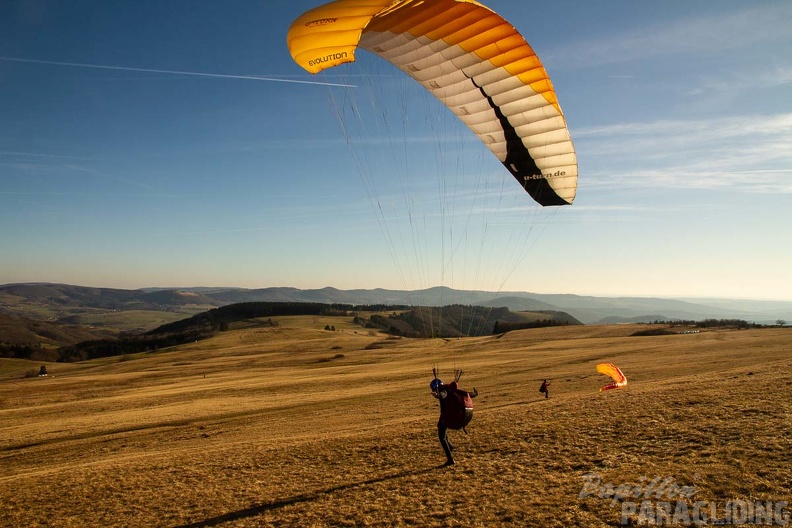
[287,0,577,206]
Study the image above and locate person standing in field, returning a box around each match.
[431,376,478,466]
[539,379,550,399]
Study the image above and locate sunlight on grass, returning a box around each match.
[1,322,790,527]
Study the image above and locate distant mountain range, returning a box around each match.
[1,283,790,326]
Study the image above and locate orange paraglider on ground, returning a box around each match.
[596,363,627,392]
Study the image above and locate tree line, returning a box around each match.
[649,318,771,329]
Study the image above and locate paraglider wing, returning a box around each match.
[596,363,627,392]
[287,0,578,207]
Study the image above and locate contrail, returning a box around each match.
[0,56,356,88]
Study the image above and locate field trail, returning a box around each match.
[1,322,790,527]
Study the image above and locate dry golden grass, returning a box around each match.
[1,321,790,527]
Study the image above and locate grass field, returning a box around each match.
[1,320,790,527]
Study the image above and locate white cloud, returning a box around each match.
[547,3,792,68]
[577,113,792,193]
[688,65,792,97]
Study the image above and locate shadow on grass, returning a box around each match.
[174,466,440,528]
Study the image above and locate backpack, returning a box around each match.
[440,382,474,430]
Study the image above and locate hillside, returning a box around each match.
[3,283,790,327]
[0,313,112,346]
[50,303,582,362]
[0,313,115,361]
[1,322,789,527]
[0,283,215,325]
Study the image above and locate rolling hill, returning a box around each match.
[1,283,790,335]
[0,313,113,348]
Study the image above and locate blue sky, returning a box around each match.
[1,1,790,300]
